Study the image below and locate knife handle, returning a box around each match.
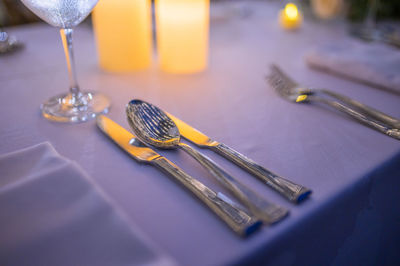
[211,143,311,203]
[152,157,262,237]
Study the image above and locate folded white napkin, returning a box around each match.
[0,142,177,266]
[304,40,400,93]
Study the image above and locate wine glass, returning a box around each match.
[20,0,110,122]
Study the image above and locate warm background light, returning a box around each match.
[285,3,298,19]
[92,0,152,72]
[279,3,303,30]
[156,0,209,74]
[311,0,344,20]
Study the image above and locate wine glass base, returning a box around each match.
[41,91,110,123]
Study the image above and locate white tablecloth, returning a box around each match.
[1,2,400,265]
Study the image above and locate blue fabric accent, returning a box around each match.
[233,151,400,266]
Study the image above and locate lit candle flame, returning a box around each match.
[285,3,298,20]
[279,2,302,30]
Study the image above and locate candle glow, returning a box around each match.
[92,0,152,72]
[285,3,298,19]
[156,0,209,74]
[279,3,302,30]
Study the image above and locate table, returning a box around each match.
[1,2,400,265]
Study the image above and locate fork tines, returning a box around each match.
[266,65,299,97]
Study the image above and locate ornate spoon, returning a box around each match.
[126,99,288,224]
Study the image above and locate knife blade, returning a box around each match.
[97,115,161,163]
[96,115,262,237]
[166,112,312,203]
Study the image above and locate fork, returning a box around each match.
[266,64,400,140]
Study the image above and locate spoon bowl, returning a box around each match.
[126,99,180,149]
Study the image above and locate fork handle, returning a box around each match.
[152,157,261,237]
[310,95,400,140]
[317,89,400,129]
[210,143,312,203]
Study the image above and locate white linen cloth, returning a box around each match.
[0,142,177,266]
[304,40,400,93]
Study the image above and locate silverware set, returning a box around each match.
[267,64,400,140]
[97,115,262,237]
[126,100,289,225]
[97,64,398,237]
[97,99,312,237]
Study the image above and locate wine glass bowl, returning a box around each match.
[20,0,110,123]
[21,0,99,28]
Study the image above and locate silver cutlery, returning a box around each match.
[126,100,288,224]
[166,113,311,203]
[267,64,400,140]
[97,115,262,237]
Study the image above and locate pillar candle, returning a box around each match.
[156,0,209,74]
[92,0,152,72]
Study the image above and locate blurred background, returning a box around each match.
[1,0,399,27]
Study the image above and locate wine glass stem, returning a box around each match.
[60,28,81,99]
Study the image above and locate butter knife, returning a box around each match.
[166,112,312,203]
[96,115,262,237]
